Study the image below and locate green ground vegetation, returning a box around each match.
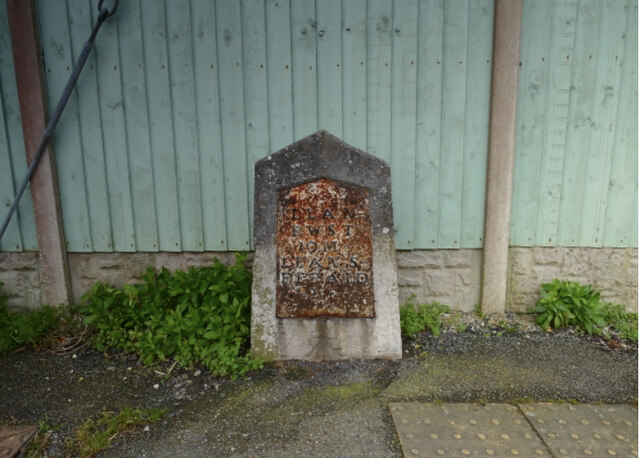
[67,407,166,457]
[399,296,450,338]
[0,282,60,354]
[80,253,262,378]
[534,279,637,341]
[24,416,64,457]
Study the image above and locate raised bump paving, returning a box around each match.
[521,403,638,457]
[390,403,638,458]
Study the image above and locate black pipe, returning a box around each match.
[0,0,119,242]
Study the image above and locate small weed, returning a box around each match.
[399,296,450,338]
[68,407,165,457]
[473,303,485,319]
[455,323,467,333]
[601,303,638,342]
[0,283,61,354]
[497,319,519,334]
[25,415,64,457]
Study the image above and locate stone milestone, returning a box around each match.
[251,130,402,360]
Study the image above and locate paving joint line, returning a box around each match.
[516,403,557,458]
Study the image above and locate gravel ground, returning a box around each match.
[0,313,636,457]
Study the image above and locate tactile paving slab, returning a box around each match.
[521,403,638,457]
[390,403,638,458]
[389,403,551,457]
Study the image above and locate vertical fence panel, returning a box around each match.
[604,1,638,247]
[534,1,576,246]
[216,0,251,250]
[342,0,367,151]
[0,100,22,251]
[437,0,469,248]
[578,0,628,246]
[413,0,443,248]
[67,2,113,251]
[192,1,228,251]
[167,0,204,251]
[265,0,294,152]
[0,1,37,251]
[142,0,182,251]
[390,0,418,248]
[513,0,637,248]
[460,0,493,248]
[241,0,269,240]
[38,0,93,252]
[366,0,393,163]
[91,1,137,252]
[290,0,318,140]
[316,0,343,137]
[556,0,600,246]
[118,0,160,251]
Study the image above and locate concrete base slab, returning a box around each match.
[390,403,638,458]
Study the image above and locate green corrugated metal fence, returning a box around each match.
[30,0,494,252]
[0,0,636,253]
[512,0,638,247]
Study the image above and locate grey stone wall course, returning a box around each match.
[0,247,635,314]
[0,252,42,310]
[508,247,637,313]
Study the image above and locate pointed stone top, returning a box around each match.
[254,130,393,245]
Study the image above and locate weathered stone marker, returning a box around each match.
[251,130,402,360]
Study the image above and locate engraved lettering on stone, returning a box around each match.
[276,178,375,318]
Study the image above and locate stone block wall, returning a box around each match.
[0,252,42,310]
[66,252,243,304]
[508,247,638,313]
[1,248,637,313]
[396,249,482,312]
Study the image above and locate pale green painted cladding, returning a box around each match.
[27,0,493,252]
[1,0,635,253]
[512,0,638,247]
[0,2,38,252]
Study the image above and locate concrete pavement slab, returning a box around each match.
[390,403,638,458]
[521,403,637,457]
[390,403,550,457]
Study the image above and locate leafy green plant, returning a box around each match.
[601,303,638,342]
[68,407,165,457]
[400,297,450,337]
[534,280,606,335]
[81,254,262,378]
[0,283,60,354]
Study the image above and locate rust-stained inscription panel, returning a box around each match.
[276,178,375,318]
